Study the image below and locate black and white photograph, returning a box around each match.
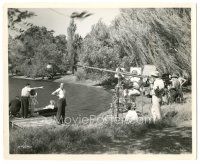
[3,2,196,159]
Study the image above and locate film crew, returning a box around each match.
[21,83,44,118]
[150,71,165,122]
[9,96,21,117]
[52,83,67,125]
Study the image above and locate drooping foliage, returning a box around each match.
[112,8,191,75]
[81,8,191,79]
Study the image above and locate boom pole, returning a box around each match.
[74,64,146,117]
[76,64,145,78]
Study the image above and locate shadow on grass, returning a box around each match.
[105,126,192,154]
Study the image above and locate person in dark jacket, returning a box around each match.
[9,96,21,117]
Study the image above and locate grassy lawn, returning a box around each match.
[9,93,192,154]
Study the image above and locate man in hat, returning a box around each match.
[150,71,164,122]
[21,83,43,118]
[52,83,67,124]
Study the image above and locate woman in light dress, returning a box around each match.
[150,71,165,122]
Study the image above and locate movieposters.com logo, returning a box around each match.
[40,115,154,125]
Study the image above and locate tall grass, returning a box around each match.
[10,102,191,154]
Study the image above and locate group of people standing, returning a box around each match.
[149,71,187,121]
[9,83,67,125]
[115,66,187,122]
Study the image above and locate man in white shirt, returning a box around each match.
[52,83,66,124]
[21,83,43,118]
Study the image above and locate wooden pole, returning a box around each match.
[141,82,144,114]
[116,76,120,119]
[141,67,144,114]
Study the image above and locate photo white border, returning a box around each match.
[2,2,197,160]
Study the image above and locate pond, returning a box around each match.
[9,78,112,118]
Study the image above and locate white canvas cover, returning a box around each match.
[142,65,157,77]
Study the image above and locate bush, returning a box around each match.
[75,69,88,81]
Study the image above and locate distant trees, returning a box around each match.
[8,8,191,80]
[9,26,68,78]
[80,20,120,79]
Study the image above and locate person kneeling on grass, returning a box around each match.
[9,96,21,117]
[125,106,139,123]
[51,83,67,125]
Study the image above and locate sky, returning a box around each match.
[22,8,120,37]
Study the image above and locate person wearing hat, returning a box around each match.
[52,83,67,124]
[150,71,164,122]
[169,73,181,103]
[21,83,44,118]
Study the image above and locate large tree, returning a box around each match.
[67,19,76,74]
[80,20,120,80]
[67,19,82,74]
[9,26,68,78]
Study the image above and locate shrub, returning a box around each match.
[75,69,88,81]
